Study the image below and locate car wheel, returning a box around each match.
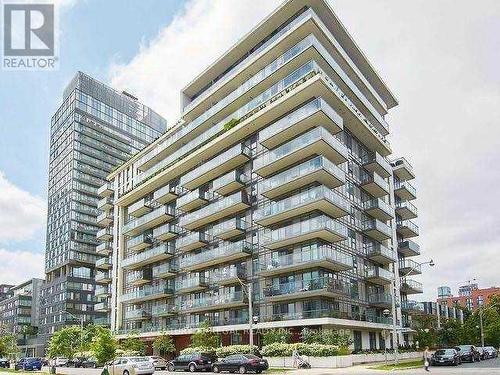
[256,371,262,374]
[189,363,196,372]
[123,370,130,375]
[167,363,175,372]
[213,365,220,373]
[239,366,247,374]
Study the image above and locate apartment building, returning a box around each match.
[0,279,44,356]
[99,0,423,351]
[438,285,500,311]
[39,72,167,339]
[405,302,463,332]
[0,284,14,301]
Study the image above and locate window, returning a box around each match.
[369,332,377,350]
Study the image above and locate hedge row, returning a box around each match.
[181,345,259,357]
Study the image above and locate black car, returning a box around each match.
[455,345,481,362]
[0,358,9,368]
[431,348,461,366]
[484,346,498,358]
[167,352,216,372]
[212,354,269,374]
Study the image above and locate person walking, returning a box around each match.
[423,346,431,372]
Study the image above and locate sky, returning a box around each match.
[0,0,499,301]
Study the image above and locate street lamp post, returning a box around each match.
[237,278,255,347]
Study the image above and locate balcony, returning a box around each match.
[122,243,175,270]
[255,186,349,227]
[177,232,209,253]
[121,283,174,303]
[124,309,150,321]
[123,205,176,236]
[363,219,392,242]
[177,189,209,212]
[360,171,390,198]
[400,278,423,294]
[259,98,343,149]
[153,184,180,204]
[95,301,111,312]
[94,316,111,326]
[95,285,111,298]
[126,269,153,287]
[97,197,113,211]
[127,198,153,218]
[98,182,113,198]
[259,156,345,199]
[96,228,113,241]
[259,246,353,277]
[365,266,393,285]
[263,215,347,249]
[212,218,247,240]
[180,144,252,190]
[397,220,419,238]
[399,259,422,276]
[96,242,112,255]
[398,240,420,257]
[180,191,250,230]
[394,181,416,201]
[182,291,247,313]
[363,152,392,179]
[152,262,178,279]
[392,157,415,181]
[263,277,350,302]
[151,303,178,317]
[127,233,153,252]
[176,275,208,294]
[152,223,179,241]
[364,198,394,221]
[368,293,393,308]
[95,271,111,284]
[213,170,248,196]
[97,211,113,227]
[401,300,424,313]
[95,257,112,270]
[254,127,348,177]
[366,243,395,264]
[395,201,418,220]
[180,240,253,271]
[210,266,247,286]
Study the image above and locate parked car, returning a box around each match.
[167,352,217,372]
[431,348,461,366]
[108,357,155,375]
[484,346,498,358]
[0,358,9,368]
[52,357,69,366]
[67,357,98,368]
[15,357,42,371]
[454,345,481,362]
[212,354,269,374]
[477,347,487,360]
[148,356,167,370]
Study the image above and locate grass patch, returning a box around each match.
[369,359,423,370]
[0,370,47,375]
[267,368,294,374]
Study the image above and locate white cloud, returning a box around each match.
[0,171,46,243]
[110,0,282,121]
[109,0,500,300]
[0,248,44,284]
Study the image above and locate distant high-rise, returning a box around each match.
[438,286,452,298]
[39,72,167,338]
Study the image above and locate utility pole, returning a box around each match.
[248,282,254,348]
[479,306,484,348]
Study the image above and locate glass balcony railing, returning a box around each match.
[212,170,248,194]
[399,259,422,274]
[395,180,417,197]
[361,171,390,196]
[259,245,353,273]
[124,309,150,320]
[209,265,247,284]
[398,240,420,256]
[263,277,350,298]
[259,155,345,197]
[181,291,246,311]
[397,220,419,236]
[401,300,423,312]
[95,301,110,311]
[180,240,253,270]
[121,282,174,303]
[95,271,111,283]
[368,293,393,305]
[96,228,113,240]
[365,266,393,282]
[122,243,175,269]
[364,198,394,218]
[401,278,423,293]
[95,285,110,296]
[153,184,181,203]
[152,223,180,240]
[97,197,113,209]
[362,152,392,178]
[152,262,179,278]
[365,243,395,263]
[123,205,175,235]
[259,309,392,325]
[212,218,247,239]
[125,269,152,285]
[177,232,208,251]
[151,303,178,317]
[126,233,153,251]
[127,198,153,216]
[68,251,97,264]
[255,185,349,224]
[363,219,392,239]
[177,189,210,211]
[95,257,112,269]
[396,201,418,217]
[176,275,208,292]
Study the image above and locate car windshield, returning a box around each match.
[457,346,471,351]
[436,349,454,355]
[243,354,260,359]
[131,357,148,362]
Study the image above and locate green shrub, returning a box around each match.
[180,346,216,355]
[262,329,292,346]
[216,345,259,357]
[262,343,342,357]
[301,328,352,347]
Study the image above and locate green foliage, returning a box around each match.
[90,327,117,365]
[120,333,146,356]
[48,326,82,359]
[262,329,292,346]
[190,321,219,348]
[0,333,18,358]
[223,118,240,131]
[301,328,352,347]
[180,346,216,355]
[153,333,176,355]
[216,345,259,357]
[262,343,343,357]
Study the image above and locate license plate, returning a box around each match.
[208,361,211,364]
[260,361,265,364]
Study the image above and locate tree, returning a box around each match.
[90,327,117,365]
[191,321,219,348]
[120,333,146,355]
[262,329,292,346]
[0,334,18,358]
[47,326,82,359]
[152,332,176,356]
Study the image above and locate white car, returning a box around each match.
[53,357,68,367]
[109,357,155,375]
[147,356,167,370]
